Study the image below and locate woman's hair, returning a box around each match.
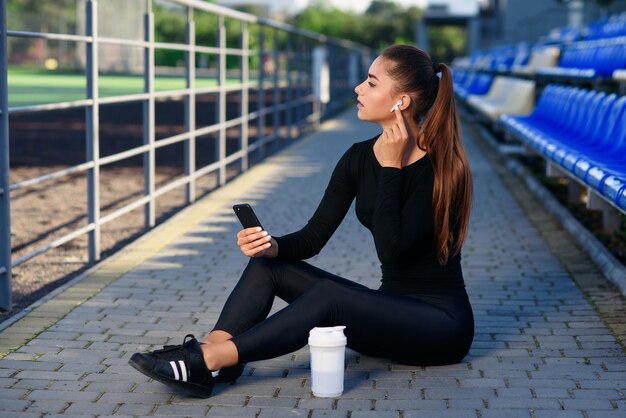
[380,44,472,265]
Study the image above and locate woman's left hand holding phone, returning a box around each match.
[236,227,279,258]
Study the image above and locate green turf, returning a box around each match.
[8,68,247,108]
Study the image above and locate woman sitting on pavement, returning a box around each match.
[129,44,475,398]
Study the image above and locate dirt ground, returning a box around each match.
[1,163,239,323]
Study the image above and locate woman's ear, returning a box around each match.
[400,95,411,111]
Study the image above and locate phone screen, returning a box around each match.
[233,204,263,229]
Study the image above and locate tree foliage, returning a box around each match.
[289,0,424,51]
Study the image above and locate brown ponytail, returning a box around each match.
[381,45,472,265]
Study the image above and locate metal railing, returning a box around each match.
[0,0,372,311]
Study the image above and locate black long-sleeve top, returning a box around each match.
[274,135,465,295]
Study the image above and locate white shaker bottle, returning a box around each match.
[308,326,347,397]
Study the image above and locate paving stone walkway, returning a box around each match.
[0,110,624,417]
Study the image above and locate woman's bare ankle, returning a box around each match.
[201,341,239,371]
[203,330,233,345]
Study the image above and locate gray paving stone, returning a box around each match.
[336,399,373,410]
[0,399,33,412]
[25,390,100,402]
[404,411,477,418]
[561,399,616,410]
[532,387,570,398]
[0,412,42,418]
[114,403,156,415]
[459,378,505,388]
[217,384,277,397]
[426,387,494,399]
[448,399,485,409]
[196,394,247,406]
[0,359,62,371]
[0,377,17,388]
[507,378,578,389]
[256,407,307,418]
[569,389,622,399]
[154,404,209,415]
[310,411,347,418]
[48,380,89,391]
[496,388,533,399]
[373,379,410,389]
[64,402,117,415]
[247,396,298,408]
[480,411,531,418]
[0,387,29,399]
[1,352,38,361]
[351,412,399,418]
[296,398,334,409]
[375,399,447,410]
[410,377,458,388]
[586,412,625,418]
[58,363,107,374]
[533,411,584,418]
[487,398,563,409]
[579,379,626,389]
[97,392,170,403]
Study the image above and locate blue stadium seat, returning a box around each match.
[562,96,625,176]
[455,73,493,101]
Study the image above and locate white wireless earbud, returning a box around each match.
[390,99,403,113]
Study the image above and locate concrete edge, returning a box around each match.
[0,111,353,357]
[475,124,626,297]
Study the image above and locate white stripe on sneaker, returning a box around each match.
[170,361,180,380]
[178,360,187,382]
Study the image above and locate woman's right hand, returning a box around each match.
[236,227,278,258]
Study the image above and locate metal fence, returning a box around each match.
[0,0,372,311]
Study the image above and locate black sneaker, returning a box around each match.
[153,340,245,384]
[128,334,215,398]
[216,362,245,384]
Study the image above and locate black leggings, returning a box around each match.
[213,258,474,366]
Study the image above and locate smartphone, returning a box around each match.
[233,203,264,229]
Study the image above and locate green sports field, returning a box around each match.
[8,69,244,108]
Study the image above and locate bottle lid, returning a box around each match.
[308,326,347,347]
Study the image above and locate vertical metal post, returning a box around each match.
[294,37,303,137]
[467,18,480,55]
[86,0,101,262]
[217,15,226,186]
[312,44,320,130]
[285,33,293,141]
[0,0,12,311]
[257,25,265,160]
[184,7,196,203]
[143,0,156,227]
[240,21,249,172]
[415,19,429,52]
[272,29,280,150]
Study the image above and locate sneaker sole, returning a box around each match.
[128,354,214,398]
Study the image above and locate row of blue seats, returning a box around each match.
[462,45,530,73]
[547,12,626,43]
[537,38,626,79]
[453,71,493,100]
[460,13,626,74]
[586,12,626,40]
[501,85,626,211]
